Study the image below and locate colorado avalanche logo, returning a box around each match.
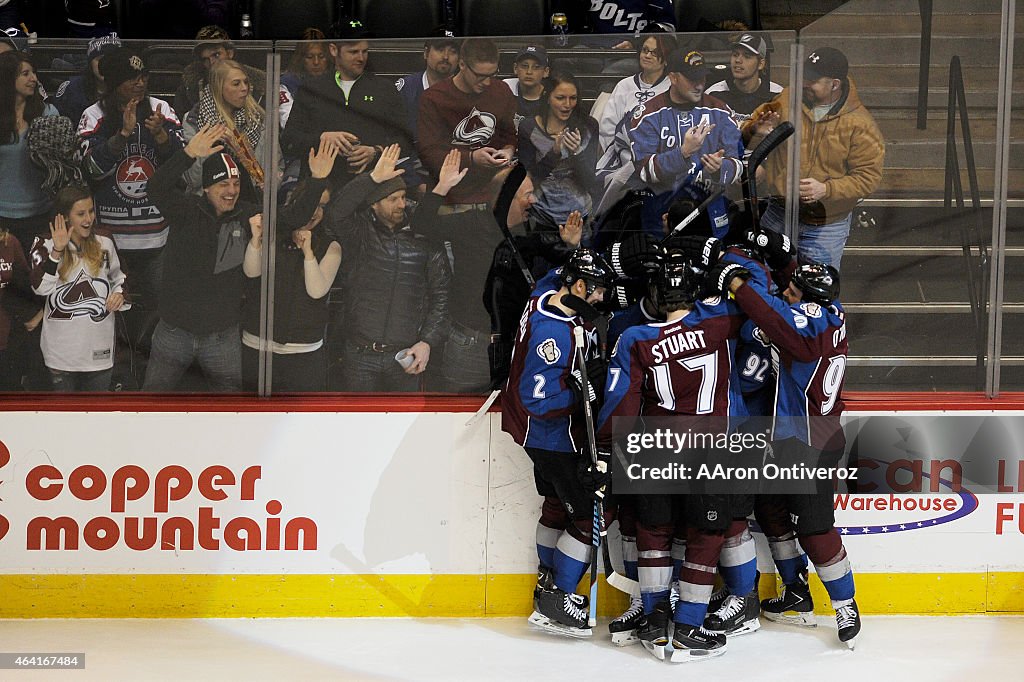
[451,107,497,147]
[116,155,155,200]
[49,271,111,322]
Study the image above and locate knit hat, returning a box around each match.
[202,153,241,188]
[366,177,405,204]
[87,32,122,61]
[26,115,85,198]
[99,48,147,89]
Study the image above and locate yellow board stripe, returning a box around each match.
[1,573,1022,618]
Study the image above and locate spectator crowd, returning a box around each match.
[0,10,883,394]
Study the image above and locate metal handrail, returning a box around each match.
[943,55,989,389]
[917,0,933,129]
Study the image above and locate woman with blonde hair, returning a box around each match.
[30,185,128,392]
[183,59,273,202]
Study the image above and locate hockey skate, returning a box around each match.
[637,600,672,660]
[608,594,643,646]
[528,587,593,639]
[761,572,816,627]
[533,565,554,612]
[704,593,761,637]
[835,599,861,649]
[670,623,727,662]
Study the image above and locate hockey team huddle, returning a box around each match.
[499,222,858,660]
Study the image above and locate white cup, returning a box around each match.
[395,349,415,369]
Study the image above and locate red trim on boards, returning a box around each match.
[3,391,1024,413]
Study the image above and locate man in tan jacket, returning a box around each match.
[758,47,884,270]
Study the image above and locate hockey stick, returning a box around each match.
[562,294,639,597]
[743,121,795,229]
[663,183,727,240]
[571,324,604,627]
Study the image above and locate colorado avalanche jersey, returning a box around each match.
[29,235,130,372]
[628,92,743,238]
[597,297,745,442]
[608,297,660,349]
[729,255,848,449]
[501,289,596,452]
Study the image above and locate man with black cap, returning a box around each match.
[78,46,184,313]
[282,19,412,185]
[142,123,262,392]
[758,46,884,270]
[323,143,455,392]
[706,33,783,118]
[627,48,745,239]
[395,28,459,142]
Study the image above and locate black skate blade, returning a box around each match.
[527,611,593,639]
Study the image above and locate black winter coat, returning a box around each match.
[324,174,450,349]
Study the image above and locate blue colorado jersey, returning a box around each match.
[729,254,848,449]
[628,92,743,238]
[608,297,660,348]
[501,289,597,452]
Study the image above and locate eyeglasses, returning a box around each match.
[640,47,661,58]
[464,63,499,80]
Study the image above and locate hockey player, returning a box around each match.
[597,250,749,661]
[501,248,616,638]
[628,48,744,239]
[718,248,861,648]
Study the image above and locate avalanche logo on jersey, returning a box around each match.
[115,154,155,200]
[537,338,561,365]
[451,107,497,147]
[47,270,112,322]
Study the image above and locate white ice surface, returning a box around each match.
[1,615,1022,681]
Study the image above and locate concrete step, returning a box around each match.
[841,253,1024,303]
[769,64,1024,91]
[829,0,1002,15]
[873,168,1024,200]
[793,34,1024,67]
[806,10,1024,35]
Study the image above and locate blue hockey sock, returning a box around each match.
[719,528,757,595]
[768,532,808,585]
[552,530,591,593]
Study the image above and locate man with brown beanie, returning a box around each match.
[323,144,456,392]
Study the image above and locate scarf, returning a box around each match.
[195,85,265,188]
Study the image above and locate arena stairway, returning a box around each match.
[786,0,1024,390]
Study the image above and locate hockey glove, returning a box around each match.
[662,234,723,270]
[745,226,795,271]
[706,262,751,294]
[568,367,598,407]
[608,233,659,279]
[602,278,646,312]
[577,448,612,498]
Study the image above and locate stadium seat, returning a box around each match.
[252,0,336,40]
[355,0,442,38]
[675,0,760,33]
[460,0,548,37]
